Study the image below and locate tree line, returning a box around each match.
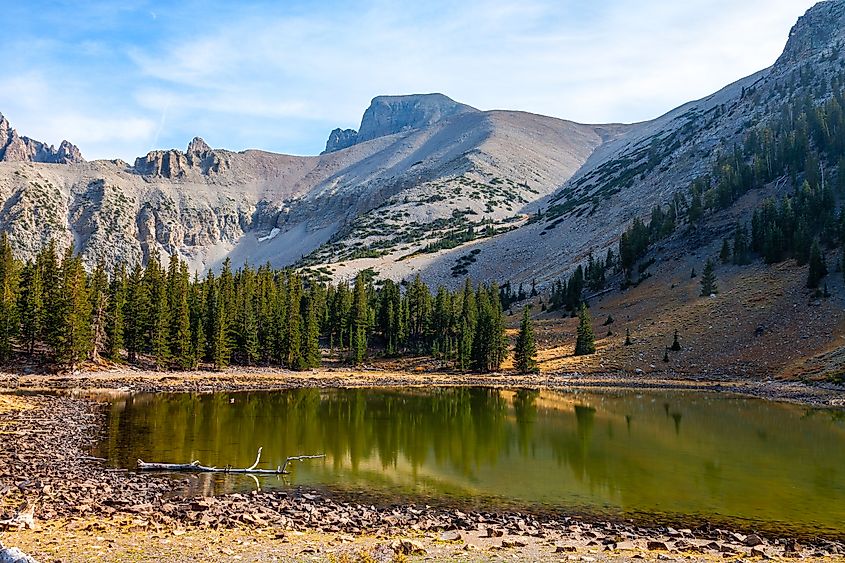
[0,241,518,372]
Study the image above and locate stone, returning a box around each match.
[322,128,358,153]
[501,539,527,548]
[390,539,426,555]
[744,534,764,547]
[438,530,461,542]
[186,137,211,154]
[647,541,669,551]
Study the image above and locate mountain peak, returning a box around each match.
[357,93,478,143]
[776,0,845,67]
[187,137,211,154]
[322,93,478,153]
[0,112,84,164]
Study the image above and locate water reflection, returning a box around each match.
[94,387,845,537]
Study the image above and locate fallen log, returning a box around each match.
[137,447,325,475]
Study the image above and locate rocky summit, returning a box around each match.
[0,113,83,164]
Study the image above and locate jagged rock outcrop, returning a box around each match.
[132,141,228,179]
[322,128,358,154]
[322,93,478,152]
[187,137,211,154]
[356,93,478,143]
[0,113,84,164]
[777,0,845,66]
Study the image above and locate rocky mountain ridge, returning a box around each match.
[0,113,83,164]
[322,93,478,154]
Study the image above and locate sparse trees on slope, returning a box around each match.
[574,304,596,356]
[514,306,537,374]
[700,259,718,296]
[807,240,828,289]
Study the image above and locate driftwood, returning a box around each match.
[136,447,325,475]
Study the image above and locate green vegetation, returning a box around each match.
[514,306,537,374]
[574,304,596,356]
[0,239,509,373]
[700,259,718,296]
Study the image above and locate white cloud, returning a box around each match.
[0,0,822,160]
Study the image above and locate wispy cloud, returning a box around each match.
[0,0,819,161]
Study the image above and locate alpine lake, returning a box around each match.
[92,387,845,539]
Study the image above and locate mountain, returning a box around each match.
[323,93,479,153]
[412,0,845,288]
[0,98,621,272]
[0,113,83,164]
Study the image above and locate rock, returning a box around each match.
[356,93,478,143]
[0,113,84,164]
[0,544,39,563]
[750,546,769,559]
[501,539,527,548]
[438,530,462,542]
[555,545,577,553]
[745,534,764,547]
[322,128,358,153]
[390,539,426,555]
[186,137,211,154]
[647,541,669,551]
[484,528,504,538]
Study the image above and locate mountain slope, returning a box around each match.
[0,94,622,272]
[417,0,845,289]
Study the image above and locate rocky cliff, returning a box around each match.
[321,93,478,154]
[0,114,84,164]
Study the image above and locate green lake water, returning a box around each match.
[93,387,845,538]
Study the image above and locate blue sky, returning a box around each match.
[0,0,819,161]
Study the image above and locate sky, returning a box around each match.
[0,0,820,161]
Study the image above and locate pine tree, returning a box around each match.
[670,329,681,351]
[18,260,44,356]
[350,273,370,365]
[88,261,109,363]
[624,328,632,346]
[699,259,718,296]
[171,262,193,369]
[807,240,828,289]
[720,239,731,263]
[124,264,148,363]
[145,257,170,370]
[0,234,18,362]
[53,251,92,368]
[285,274,303,368]
[105,264,126,360]
[514,306,537,374]
[574,304,596,356]
[300,290,321,369]
[208,277,230,370]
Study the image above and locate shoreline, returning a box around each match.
[1,372,844,561]
[2,366,844,408]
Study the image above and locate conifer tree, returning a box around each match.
[699,259,718,296]
[171,262,193,369]
[145,257,170,370]
[300,290,321,369]
[807,240,828,289]
[624,328,632,346]
[88,261,109,363]
[124,264,148,363]
[53,251,92,368]
[18,260,44,356]
[105,264,126,360]
[720,239,731,263]
[0,234,18,362]
[285,274,303,368]
[574,304,596,356]
[350,273,370,365]
[514,306,537,374]
[670,329,682,351]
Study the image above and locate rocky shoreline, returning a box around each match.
[0,375,844,561]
